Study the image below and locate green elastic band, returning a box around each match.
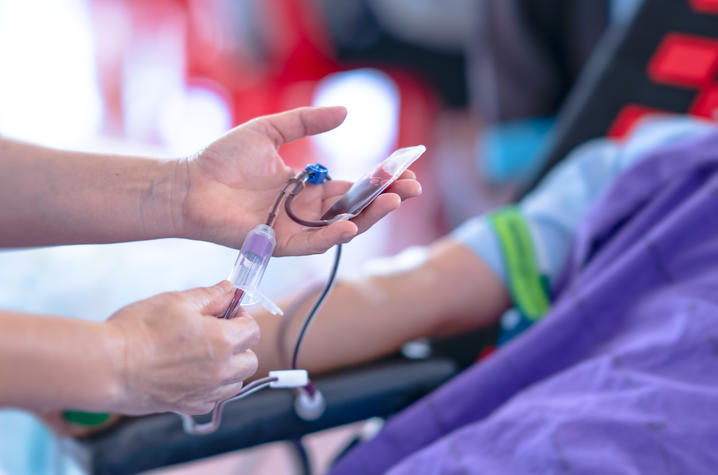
[62,411,111,426]
[489,207,550,320]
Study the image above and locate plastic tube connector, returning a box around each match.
[305,163,329,184]
[228,224,282,315]
[294,388,326,421]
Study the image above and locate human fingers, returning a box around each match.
[319,179,352,197]
[279,220,358,256]
[178,281,235,315]
[216,350,260,385]
[318,173,420,214]
[180,349,257,412]
[249,106,347,147]
[318,170,417,199]
[398,169,416,180]
[213,313,261,354]
[178,381,244,415]
[385,177,422,201]
[350,193,402,234]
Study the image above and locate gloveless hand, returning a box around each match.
[105,281,259,415]
[177,106,422,255]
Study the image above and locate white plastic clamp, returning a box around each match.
[268,370,309,388]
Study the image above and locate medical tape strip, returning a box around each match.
[489,207,550,322]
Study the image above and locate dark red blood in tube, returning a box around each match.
[219,288,245,319]
[369,166,392,186]
[321,166,392,221]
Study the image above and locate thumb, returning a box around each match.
[251,106,347,147]
[182,281,235,315]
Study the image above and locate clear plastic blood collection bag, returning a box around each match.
[321,145,426,222]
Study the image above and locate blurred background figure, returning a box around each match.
[0,0,475,473]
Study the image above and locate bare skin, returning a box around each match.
[253,236,511,378]
[0,106,420,253]
[0,281,255,416]
[0,106,422,416]
[43,238,508,437]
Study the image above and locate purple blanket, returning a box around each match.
[332,131,718,474]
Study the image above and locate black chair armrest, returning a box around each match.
[68,356,459,475]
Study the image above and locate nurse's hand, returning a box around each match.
[105,281,259,415]
[176,106,422,255]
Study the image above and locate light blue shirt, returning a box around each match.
[453,117,717,287]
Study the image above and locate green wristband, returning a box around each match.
[489,207,550,320]
[62,411,112,426]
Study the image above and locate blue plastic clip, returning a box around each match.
[305,163,329,184]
